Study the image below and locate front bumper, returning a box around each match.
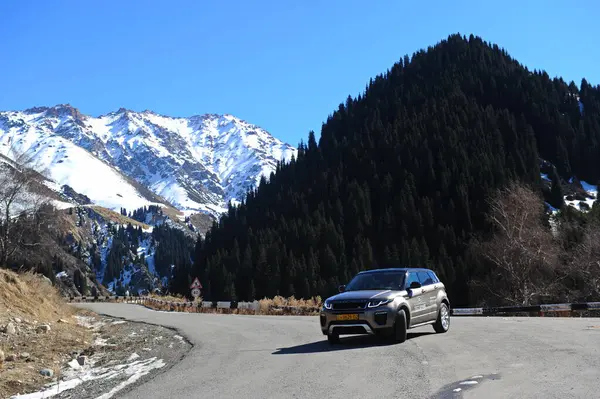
[319,304,397,336]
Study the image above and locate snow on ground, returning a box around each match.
[56,271,68,279]
[138,237,156,277]
[51,199,74,210]
[565,179,598,211]
[580,180,597,195]
[541,173,551,182]
[10,356,166,399]
[74,315,106,330]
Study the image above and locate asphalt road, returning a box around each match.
[76,303,600,399]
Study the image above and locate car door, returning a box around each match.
[417,271,438,322]
[404,271,428,326]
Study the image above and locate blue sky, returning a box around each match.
[1,0,598,146]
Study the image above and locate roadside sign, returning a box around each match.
[191,288,201,298]
[190,277,202,289]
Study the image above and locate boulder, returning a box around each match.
[3,322,16,335]
[36,324,51,333]
[40,368,54,377]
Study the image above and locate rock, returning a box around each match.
[68,359,81,370]
[40,368,54,377]
[40,276,53,286]
[57,319,69,324]
[20,352,30,359]
[5,354,16,362]
[13,318,22,323]
[3,322,16,335]
[76,355,87,366]
[36,324,51,333]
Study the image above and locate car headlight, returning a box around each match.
[323,301,333,310]
[367,298,393,308]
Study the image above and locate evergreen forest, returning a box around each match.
[170,34,600,307]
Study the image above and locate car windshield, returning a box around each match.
[344,271,406,291]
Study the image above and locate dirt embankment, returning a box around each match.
[0,269,191,399]
[0,269,92,398]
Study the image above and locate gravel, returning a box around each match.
[9,313,191,399]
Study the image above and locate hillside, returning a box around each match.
[0,269,92,398]
[0,151,201,296]
[0,107,297,218]
[180,34,600,307]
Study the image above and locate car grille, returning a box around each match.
[332,301,367,310]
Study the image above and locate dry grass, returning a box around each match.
[0,269,92,399]
[0,269,71,322]
[257,295,322,315]
[138,295,322,315]
[147,292,193,304]
[89,206,151,230]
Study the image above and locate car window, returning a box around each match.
[345,271,405,291]
[417,271,433,286]
[427,271,439,284]
[404,272,420,289]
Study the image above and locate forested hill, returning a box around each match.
[175,33,600,307]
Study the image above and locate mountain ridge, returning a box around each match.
[0,104,297,219]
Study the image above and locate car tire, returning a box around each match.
[433,303,450,333]
[392,309,407,343]
[327,332,340,344]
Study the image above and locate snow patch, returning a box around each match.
[540,173,551,182]
[55,271,68,279]
[580,180,597,196]
[94,337,115,347]
[74,315,105,330]
[9,356,165,399]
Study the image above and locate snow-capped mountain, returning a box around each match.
[0,104,297,217]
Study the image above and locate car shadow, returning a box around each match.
[272,331,434,355]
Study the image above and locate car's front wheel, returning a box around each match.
[391,309,407,343]
[433,302,450,333]
[327,332,340,344]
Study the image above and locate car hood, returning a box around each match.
[327,290,404,301]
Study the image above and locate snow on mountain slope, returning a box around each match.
[0,105,297,217]
[0,117,163,211]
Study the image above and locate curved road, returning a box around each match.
[77,303,600,399]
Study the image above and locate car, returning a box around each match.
[319,268,450,344]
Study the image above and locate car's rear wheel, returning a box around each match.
[391,309,407,343]
[327,332,340,344]
[433,302,450,333]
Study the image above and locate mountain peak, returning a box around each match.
[0,104,297,218]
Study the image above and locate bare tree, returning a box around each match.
[0,144,53,266]
[565,223,600,301]
[468,181,566,306]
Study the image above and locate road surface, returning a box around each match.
[76,303,600,399]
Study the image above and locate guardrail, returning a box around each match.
[67,296,600,317]
[450,302,600,316]
[68,295,260,310]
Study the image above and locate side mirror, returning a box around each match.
[338,285,346,293]
[409,281,421,289]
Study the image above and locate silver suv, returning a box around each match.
[319,268,450,344]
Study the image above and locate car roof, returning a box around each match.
[357,267,434,274]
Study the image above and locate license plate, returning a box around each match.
[336,314,359,321]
